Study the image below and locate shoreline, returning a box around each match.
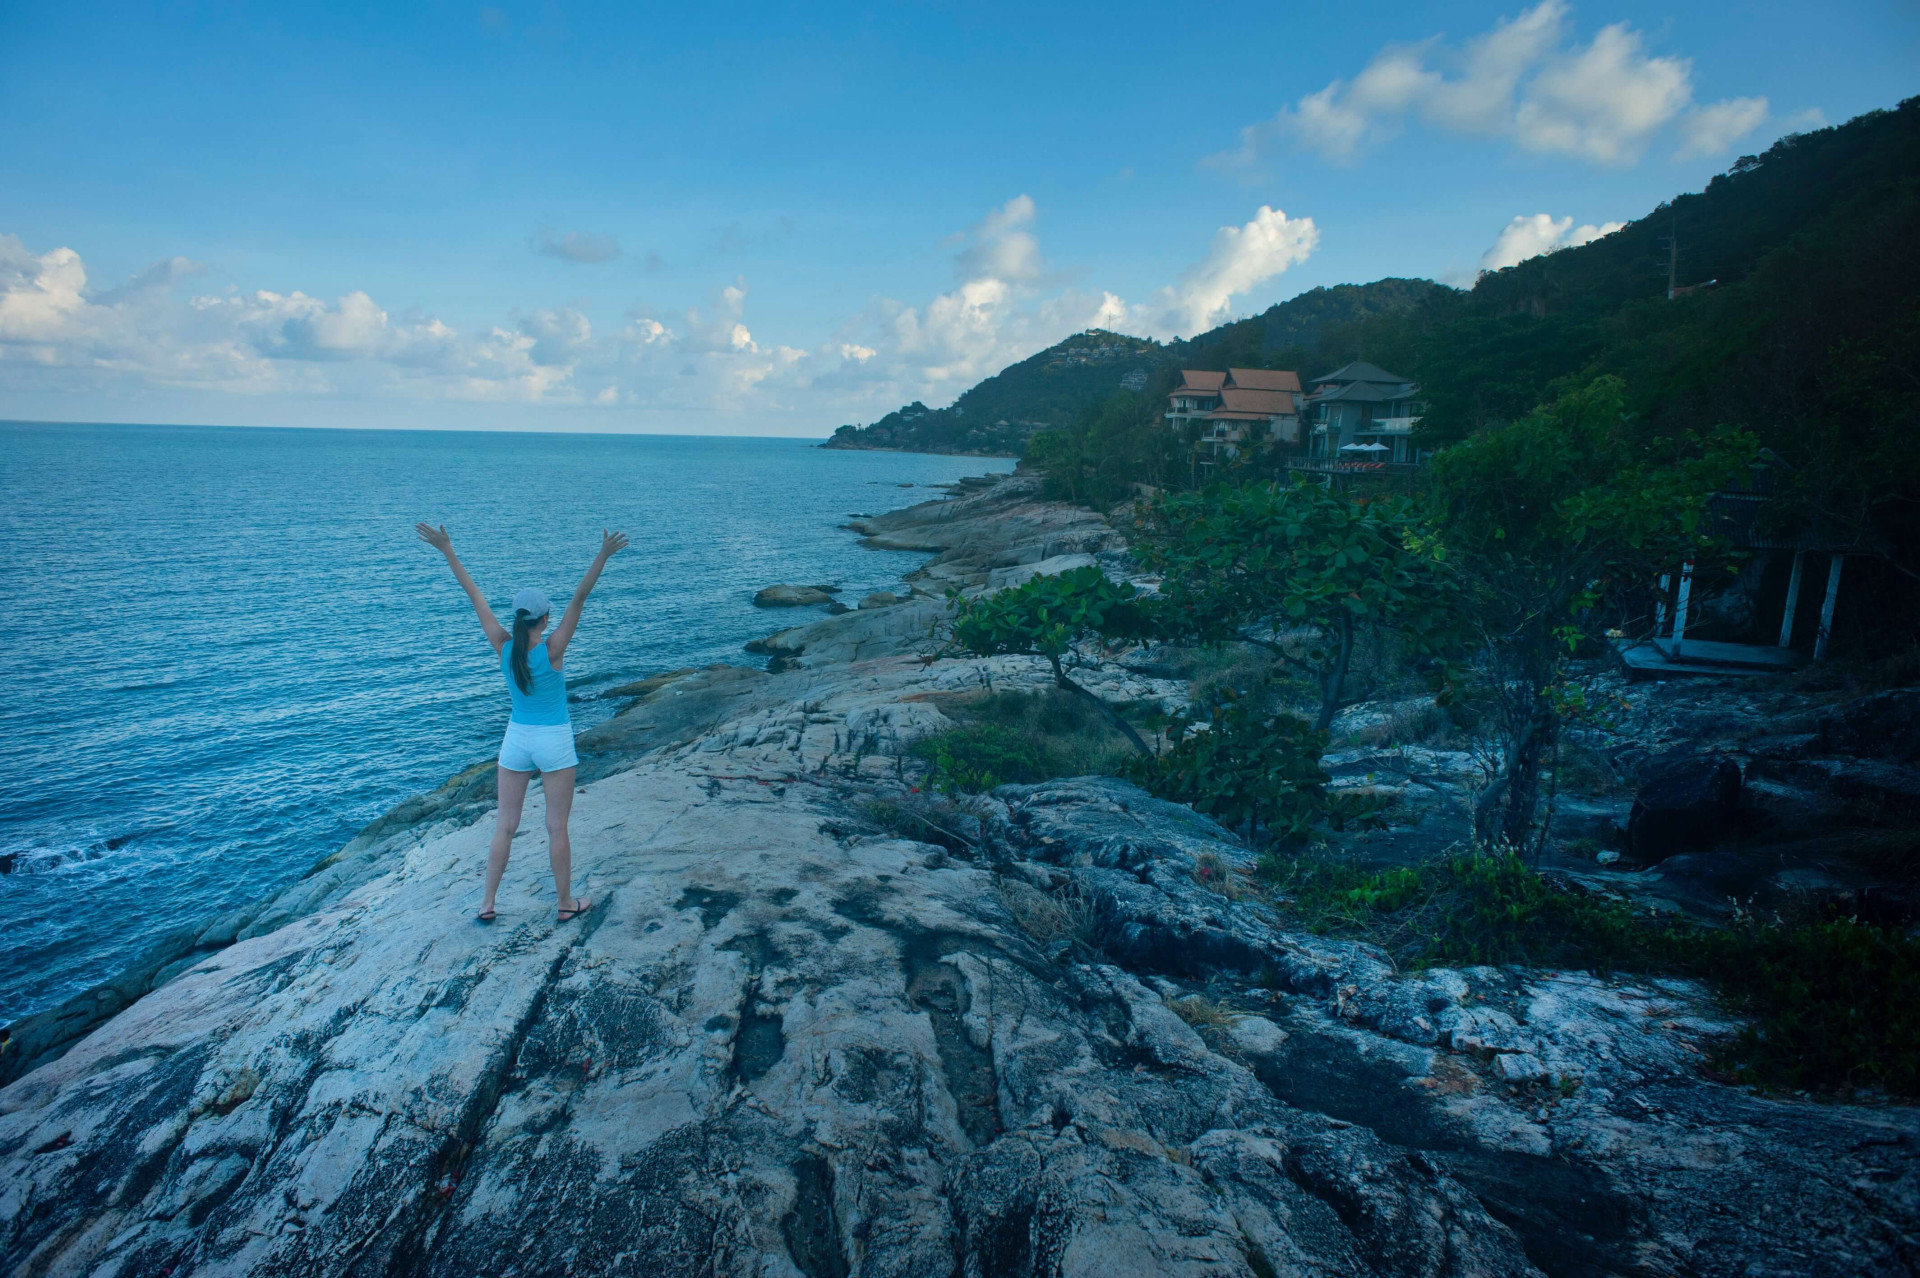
[816,439,1021,458]
[5,473,1916,1275]
[0,472,1026,1085]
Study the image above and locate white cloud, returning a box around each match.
[954,195,1043,283]
[1478,211,1626,273]
[0,237,91,343]
[1673,96,1770,160]
[1215,1,1761,169]
[520,307,592,367]
[0,198,1317,429]
[1144,206,1318,337]
[1564,219,1624,248]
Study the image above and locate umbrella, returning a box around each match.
[1339,442,1389,453]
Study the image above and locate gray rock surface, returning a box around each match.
[4,473,1916,1277]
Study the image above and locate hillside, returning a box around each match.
[822,279,1444,455]
[1024,96,1920,648]
[823,330,1164,455]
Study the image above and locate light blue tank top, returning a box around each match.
[502,639,570,726]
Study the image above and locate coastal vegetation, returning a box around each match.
[892,102,1920,1098]
[910,687,1137,793]
[946,565,1157,755]
[1134,477,1458,732]
[1268,847,1920,1097]
[1015,98,1920,639]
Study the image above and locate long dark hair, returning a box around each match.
[510,608,543,694]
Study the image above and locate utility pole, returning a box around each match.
[1659,217,1681,299]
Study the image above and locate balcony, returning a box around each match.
[1286,457,1425,478]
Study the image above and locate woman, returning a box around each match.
[415,523,629,923]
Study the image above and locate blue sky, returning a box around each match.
[1,1,1913,434]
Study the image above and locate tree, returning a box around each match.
[948,566,1157,755]
[1430,376,1753,847]
[1127,693,1329,844]
[1134,478,1459,732]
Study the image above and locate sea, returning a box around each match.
[0,423,1012,1024]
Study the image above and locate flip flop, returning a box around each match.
[476,907,497,924]
[556,897,593,923]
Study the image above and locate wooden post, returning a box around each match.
[1778,551,1805,649]
[1815,554,1844,660]
[1655,573,1671,632]
[1671,562,1693,656]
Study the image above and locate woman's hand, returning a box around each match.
[415,523,454,554]
[598,529,630,562]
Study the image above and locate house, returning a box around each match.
[1165,367,1302,466]
[1620,452,1864,676]
[1300,361,1426,465]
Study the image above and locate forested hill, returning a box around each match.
[820,280,1444,455]
[1022,96,1920,633]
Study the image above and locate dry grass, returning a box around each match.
[996,877,1103,955]
[1344,699,1454,749]
[1169,994,1241,1032]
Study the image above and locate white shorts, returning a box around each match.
[498,721,578,773]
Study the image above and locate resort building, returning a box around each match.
[1165,367,1302,466]
[1300,361,1426,465]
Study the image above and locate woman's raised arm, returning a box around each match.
[547,528,628,667]
[415,523,510,652]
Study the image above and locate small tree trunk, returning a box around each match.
[1049,655,1154,757]
[1313,614,1355,734]
[1478,689,1556,849]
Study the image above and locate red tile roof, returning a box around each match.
[1175,369,1228,392]
[1219,386,1297,415]
[1226,367,1302,393]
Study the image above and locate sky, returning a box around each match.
[1,1,1914,436]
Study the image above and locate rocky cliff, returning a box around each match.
[3,476,1915,1277]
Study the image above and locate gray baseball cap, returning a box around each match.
[511,587,552,619]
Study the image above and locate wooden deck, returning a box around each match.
[1614,637,1803,678]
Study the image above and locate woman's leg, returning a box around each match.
[540,767,585,913]
[485,767,533,914]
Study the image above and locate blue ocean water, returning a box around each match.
[0,424,1010,1022]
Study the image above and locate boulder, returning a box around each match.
[1628,752,1742,861]
[752,583,838,607]
[1817,689,1920,762]
[859,591,903,609]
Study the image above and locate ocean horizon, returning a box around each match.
[0,422,1011,1023]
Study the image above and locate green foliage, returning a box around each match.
[1137,479,1460,730]
[1264,846,1920,1095]
[1128,696,1329,842]
[1430,376,1752,574]
[1269,846,1660,969]
[911,688,1137,793]
[1429,376,1752,845]
[1025,388,1182,508]
[911,723,1053,794]
[949,565,1152,666]
[1703,915,1920,1095]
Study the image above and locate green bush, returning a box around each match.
[912,723,1054,794]
[1268,846,1661,970]
[910,688,1139,793]
[1129,696,1329,842]
[1704,915,1920,1095]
